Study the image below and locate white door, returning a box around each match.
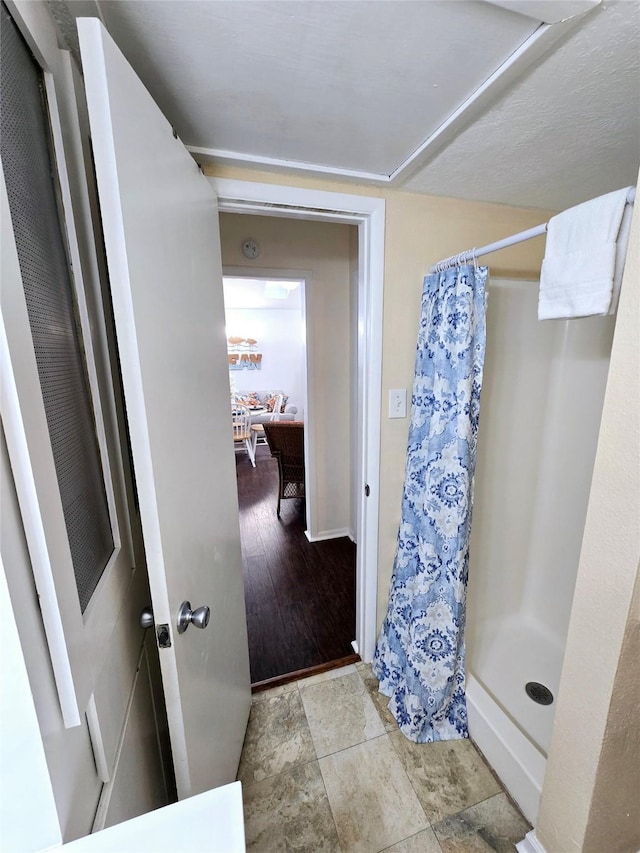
[77,18,251,798]
[1,0,177,835]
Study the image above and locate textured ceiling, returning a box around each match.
[403,1,640,209]
[96,0,537,176]
[67,0,640,211]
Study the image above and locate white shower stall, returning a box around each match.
[465,277,615,824]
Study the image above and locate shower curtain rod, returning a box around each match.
[429,187,636,274]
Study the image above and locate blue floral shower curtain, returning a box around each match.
[373,264,488,743]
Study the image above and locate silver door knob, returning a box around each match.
[140,606,154,629]
[177,600,211,634]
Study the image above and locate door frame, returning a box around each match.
[209,178,384,662]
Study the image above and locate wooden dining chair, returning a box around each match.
[262,421,305,516]
[250,393,284,456]
[232,406,256,467]
[270,394,284,422]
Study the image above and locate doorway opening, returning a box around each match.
[221,230,359,686]
[223,274,308,510]
[233,436,358,686]
[211,178,385,672]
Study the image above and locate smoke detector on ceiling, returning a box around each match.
[241,239,260,260]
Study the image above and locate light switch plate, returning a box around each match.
[389,388,407,419]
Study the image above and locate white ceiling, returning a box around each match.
[404,0,640,209]
[66,0,639,211]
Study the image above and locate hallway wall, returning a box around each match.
[225,304,305,410]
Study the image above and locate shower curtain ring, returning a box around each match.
[472,248,478,271]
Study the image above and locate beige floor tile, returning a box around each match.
[252,682,299,703]
[319,735,429,853]
[298,663,358,688]
[381,827,442,852]
[301,672,385,757]
[432,792,530,852]
[237,690,316,784]
[243,761,341,852]
[389,733,502,824]
[357,664,398,732]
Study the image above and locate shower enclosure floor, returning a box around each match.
[469,613,564,756]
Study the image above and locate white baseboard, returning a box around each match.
[304,527,352,543]
[516,830,547,853]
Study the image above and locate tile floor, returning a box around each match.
[238,663,531,852]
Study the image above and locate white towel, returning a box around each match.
[538,187,633,320]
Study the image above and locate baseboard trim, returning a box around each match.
[304,527,352,543]
[251,654,360,692]
[516,830,547,853]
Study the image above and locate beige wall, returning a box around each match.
[583,571,640,853]
[536,174,640,853]
[207,164,553,625]
[219,212,356,537]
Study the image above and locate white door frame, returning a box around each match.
[209,178,384,662]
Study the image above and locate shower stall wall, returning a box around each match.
[465,277,615,824]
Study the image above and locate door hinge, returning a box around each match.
[364,484,370,497]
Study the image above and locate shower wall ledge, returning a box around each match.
[467,675,546,826]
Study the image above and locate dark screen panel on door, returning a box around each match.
[1,3,113,611]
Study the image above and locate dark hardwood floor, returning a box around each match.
[236,442,357,685]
